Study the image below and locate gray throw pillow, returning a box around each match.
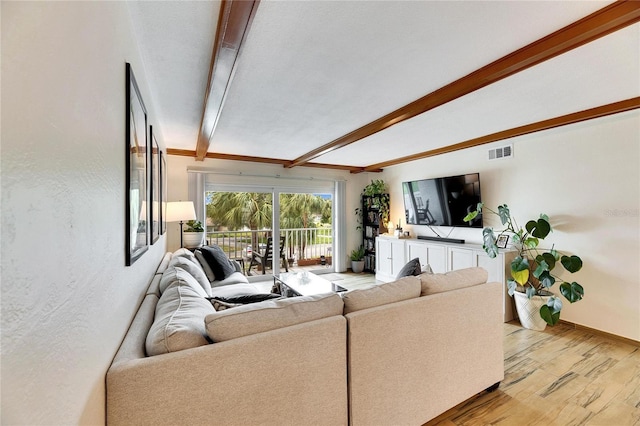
[199,245,236,281]
[396,257,422,279]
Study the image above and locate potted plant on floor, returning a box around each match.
[464,203,584,330]
[183,219,205,248]
[350,246,366,274]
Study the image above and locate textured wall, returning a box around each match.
[1,2,166,424]
[381,112,640,341]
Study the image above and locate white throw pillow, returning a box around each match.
[172,248,198,264]
[159,266,209,298]
[146,280,215,356]
[169,256,211,297]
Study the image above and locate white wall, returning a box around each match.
[166,155,370,266]
[1,2,166,424]
[381,111,640,341]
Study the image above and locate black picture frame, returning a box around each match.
[125,63,149,265]
[496,234,509,249]
[150,126,160,244]
[160,150,167,235]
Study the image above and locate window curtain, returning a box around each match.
[334,180,347,272]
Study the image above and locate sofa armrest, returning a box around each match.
[107,315,348,426]
[345,281,504,426]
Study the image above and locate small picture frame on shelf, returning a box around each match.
[496,234,509,249]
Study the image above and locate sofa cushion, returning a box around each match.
[209,283,263,299]
[211,271,249,287]
[199,246,236,281]
[159,266,209,298]
[342,276,421,314]
[419,267,489,296]
[172,248,198,264]
[145,280,215,356]
[396,258,422,279]
[169,256,211,297]
[194,249,216,282]
[205,293,344,342]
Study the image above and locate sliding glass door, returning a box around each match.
[203,185,335,279]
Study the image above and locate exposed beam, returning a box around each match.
[166,148,377,173]
[195,0,259,161]
[287,0,640,168]
[359,97,640,172]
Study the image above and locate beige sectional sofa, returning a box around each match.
[106,250,504,425]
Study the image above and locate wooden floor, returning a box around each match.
[426,321,640,426]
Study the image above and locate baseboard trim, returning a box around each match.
[559,320,640,347]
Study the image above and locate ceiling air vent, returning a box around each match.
[488,144,513,160]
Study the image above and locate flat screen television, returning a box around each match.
[402,173,482,228]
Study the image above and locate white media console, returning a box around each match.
[375,235,516,322]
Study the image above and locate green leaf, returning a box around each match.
[561,255,583,273]
[539,213,550,224]
[482,228,499,258]
[540,305,560,326]
[549,249,560,261]
[538,252,557,270]
[463,210,478,223]
[507,279,518,296]
[539,271,556,288]
[511,256,530,285]
[533,259,549,279]
[525,218,551,239]
[497,205,510,225]
[560,282,584,303]
[546,296,563,314]
[525,285,536,299]
[524,237,539,249]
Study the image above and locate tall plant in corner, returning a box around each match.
[464,203,584,328]
[358,179,390,226]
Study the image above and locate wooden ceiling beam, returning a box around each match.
[287,0,640,168]
[359,97,640,172]
[195,0,259,161]
[166,148,376,173]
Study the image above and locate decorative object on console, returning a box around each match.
[165,201,197,248]
[464,203,584,330]
[125,62,149,266]
[350,246,365,273]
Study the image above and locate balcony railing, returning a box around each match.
[206,227,333,266]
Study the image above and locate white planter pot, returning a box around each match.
[183,232,204,248]
[513,291,552,331]
[351,260,365,274]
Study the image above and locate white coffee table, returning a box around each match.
[274,271,347,297]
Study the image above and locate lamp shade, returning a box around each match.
[165,201,196,223]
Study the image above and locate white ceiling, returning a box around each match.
[127,0,639,169]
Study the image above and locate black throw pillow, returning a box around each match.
[199,245,236,281]
[396,257,422,279]
[214,293,282,304]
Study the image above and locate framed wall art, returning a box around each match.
[150,125,160,244]
[125,62,149,265]
[160,150,167,235]
[496,234,509,249]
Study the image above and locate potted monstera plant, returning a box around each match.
[464,203,584,330]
